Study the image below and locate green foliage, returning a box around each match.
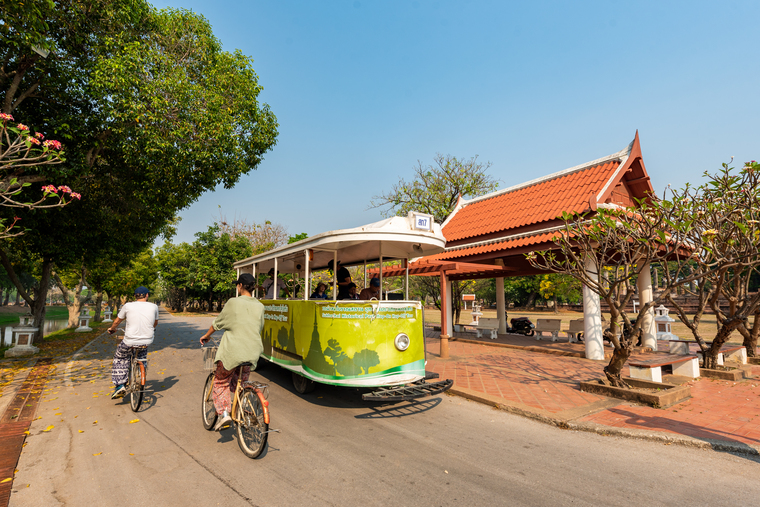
[1,2,278,316]
[539,274,581,303]
[288,232,308,244]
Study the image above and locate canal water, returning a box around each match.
[1,318,68,346]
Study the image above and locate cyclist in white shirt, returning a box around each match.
[107,286,159,399]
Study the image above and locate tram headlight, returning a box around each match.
[394,333,410,351]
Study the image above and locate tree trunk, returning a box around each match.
[2,288,8,306]
[740,310,760,358]
[704,317,743,369]
[93,291,103,322]
[553,295,559,314]
[53,270,90,328]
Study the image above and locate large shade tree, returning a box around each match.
[371,154,499,322]
[0,2,279,340]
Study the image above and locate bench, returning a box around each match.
[567,319,584,344]
[535,318,562,342]
[475,318,500,340]
[696,345,747,366]
[628,355,700,383]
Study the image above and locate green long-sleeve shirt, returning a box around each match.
[212,296,265,370]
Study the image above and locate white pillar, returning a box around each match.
[637,262,657,350]
[444,277,454,337]
[583,255,604,360]
[496,277,506,333]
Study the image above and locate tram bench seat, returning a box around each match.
[566,319,584,344]
[475,318,500,340]
[535,319,562,342]
[628,355,700,383]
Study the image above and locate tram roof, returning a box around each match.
[233,214,446,274]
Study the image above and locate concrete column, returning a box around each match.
[637,262,657,350]
[444,277,454,337]
[496,277,506,334]
[439,271,450,359]
[583,255,605,360]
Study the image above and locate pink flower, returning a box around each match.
[42,185,58,193]
[57,185,72,194]
[0,113,13,122]
[34,132,44,140]
[70,192,81,200]
[43,140,62,150]
[29,137,41,145]
[17,124,29,131]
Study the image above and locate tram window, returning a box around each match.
[387,293,404,301]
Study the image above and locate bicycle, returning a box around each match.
[201,341,272,459]
[109,329,148,412]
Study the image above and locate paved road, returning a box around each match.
[9,311,760,506]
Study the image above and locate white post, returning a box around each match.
[405,258,409,300]
[273,258,278,301]
[379,242,384,300]
[583,255,605,360]
[444,277,454,337]
[333,251,338,301]
[304,249,310,301]
[637,262,657,350]
[235,268,240,297]
[253,264,257,298]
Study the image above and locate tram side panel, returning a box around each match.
[260,300,426,387]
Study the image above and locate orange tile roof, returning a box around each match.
[428,231,560,261]
[443,160,620,242]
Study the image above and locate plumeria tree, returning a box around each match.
[0,113,78,239]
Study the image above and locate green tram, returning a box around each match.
[233,214,453,400]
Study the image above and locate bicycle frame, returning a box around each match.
[230,366,270,425]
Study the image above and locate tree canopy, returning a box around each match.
[370,153,499,224]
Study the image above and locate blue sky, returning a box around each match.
[150,0,760,245]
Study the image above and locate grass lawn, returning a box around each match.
[0,305,70,326]
[424,307,747,344]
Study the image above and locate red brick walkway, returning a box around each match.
[425,336,760,448]
[0,359,53,506]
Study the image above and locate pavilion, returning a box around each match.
[397,132,657,360]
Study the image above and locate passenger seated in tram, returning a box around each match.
[310,282,329,299]
[327,259,352,299]
[359,277,381,300]
[341,283,359,300]
[261,268,290,299]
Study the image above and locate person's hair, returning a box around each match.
[240,280,257,293]
[317,282,326,292]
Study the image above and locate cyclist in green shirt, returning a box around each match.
[200,273,265,431]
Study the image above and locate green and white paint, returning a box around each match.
[260,300,426,387]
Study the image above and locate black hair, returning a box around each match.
[241,281,257,293]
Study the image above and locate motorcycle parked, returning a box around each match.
[505,314,535,336]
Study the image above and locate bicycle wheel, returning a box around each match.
[236,387,268,459]
[201,373,217,430]
[129,357,144,412]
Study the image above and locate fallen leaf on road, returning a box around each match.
[444,470,448,474]
[78,430,84,433]
[54,413,62,416]
[129,453,134,456]
[129,419,139,424]
[93,421,98,424]
[43,425,54,432]
[92,452,102,456]
[1,478,11,483]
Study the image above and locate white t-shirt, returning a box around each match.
[263,278,287,299]
[117,301,159,346]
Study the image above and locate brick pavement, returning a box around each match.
[424,334,760,451]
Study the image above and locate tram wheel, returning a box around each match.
[292,372,316,394]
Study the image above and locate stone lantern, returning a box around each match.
[75,308,93,332]
[4,313,39,357]
[102,306,113,323]
[655,305,686,354]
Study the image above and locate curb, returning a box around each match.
[448,386,760,457]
